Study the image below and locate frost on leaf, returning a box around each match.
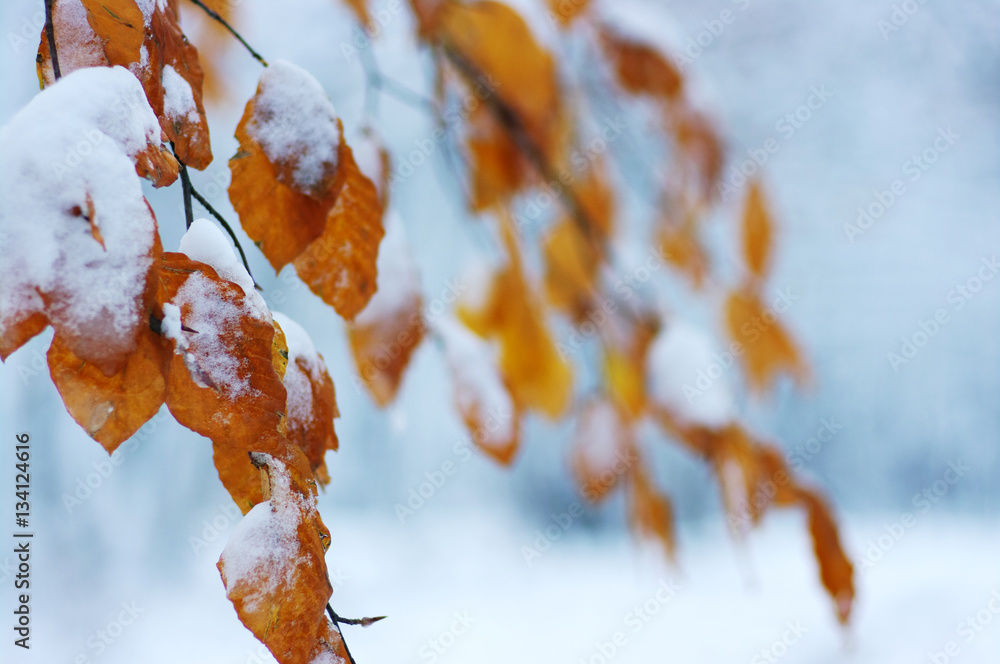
[230,61,385,320]
[219,455,350,664]
[348,211,425,406]
[272,312,340,484]
[38,0,213,169]
[436,317,519,465]
[0,67,166,373]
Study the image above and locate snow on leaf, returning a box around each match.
[0,66,166,373]
[646,320,735,430]
[272,312,340,484]
[219,454,349,664]
[724,288,806,393]
[155,248,291,511]
[571,399,632,503]
[292,135,385,321]
[742,179,773,279]
[348,211,425,406]
[38,0,213,169]
[436,316,520,465]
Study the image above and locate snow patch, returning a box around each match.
[162,65,199,124]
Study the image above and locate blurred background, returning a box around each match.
[2,0,999,662]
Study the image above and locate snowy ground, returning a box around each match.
[2,509,998,664]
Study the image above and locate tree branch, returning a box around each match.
[188,185,261,291]
[178,161,194,229]
[187,0,268,67]
[44,0,61,80]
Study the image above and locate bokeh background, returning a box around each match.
[2,0,999,662]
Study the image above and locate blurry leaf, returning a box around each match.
[599,25,683,101]
[219,454,351,664]
[467,103,531,210]
[437,317,520,465]
[348,213,425,406]
[742,179,772,279]
[798,489,855,625]
[627,456,675,559]
[571,399,632,503]
[39,0,213,169]
[460,223,573,418]
[543,219,598,322]
[658,215,709,288]
[548,0,590,27]
[272,313,340,484]
[437,1,563,153]
[673,109,724,202]
[724,288,805,392]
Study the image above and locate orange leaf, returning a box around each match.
[742,179,772,279]
[219,453,348,664]
[47,325,168,453]
[437,1,562,152]
[658,214,709,288]
[571,400,633,503]
[724,288,805,392]
[39,0,213,169]
[155,251,290,510]
[798,489,855,625]
[437,317,520,465]
[293,139,385,320]
[548,0,591,27]
[599,25,683,101]
[272,313,340,484]
[627,455,675,559]
[543,219,599,322]
[347,212,425,406]
[466,103,531,211]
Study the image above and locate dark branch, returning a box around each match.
[187,0,268,67]
[178,161,194,229]
[326,604,357,664]
[188,186,261,291]
[43,0,61,80]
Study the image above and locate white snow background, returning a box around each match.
[1,0,999,662]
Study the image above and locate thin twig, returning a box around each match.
[43,0,60,80]
[326,604,357,664]
[188,186,261,291]
[187,0,268,66]
[178,161,194,229]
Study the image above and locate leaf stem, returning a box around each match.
[186,0,268,67]
[178,161,194,229]
[43,0,61,80]
[188,185,261,291]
